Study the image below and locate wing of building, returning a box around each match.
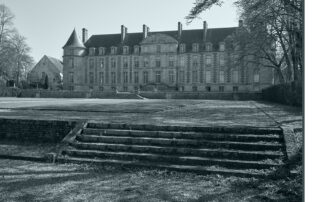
[28,55,63,90]
[62,21,274,92]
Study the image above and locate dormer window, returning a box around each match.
[205,43,212,51]
[219,42,225,51]
[89,47,95,56]
[134,46,139,54]
[179,44,186,53]
[192,43,199,52]
[123,46,129,54]
[99,47,105,55]
[111,46,117,54]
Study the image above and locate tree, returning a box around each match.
[0,4,34,86]
[186,0,303,83]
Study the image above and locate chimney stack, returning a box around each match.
[203,21,208,41]
[82,28,88,43]
[121,25,127,42]
[143,24,149,39]
[239,20,243,27]
[178,22,182,39]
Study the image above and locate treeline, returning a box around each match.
[0,4,34,87]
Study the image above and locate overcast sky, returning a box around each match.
[1,0,238,62]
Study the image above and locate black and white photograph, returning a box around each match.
[0,0,306,201]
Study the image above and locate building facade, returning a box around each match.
[28,55,63,90]
[62,21,273,92]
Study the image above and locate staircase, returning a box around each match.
[59,122,287,178]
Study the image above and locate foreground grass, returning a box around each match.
[0,159,302,202]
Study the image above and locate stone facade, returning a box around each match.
[63,21,274,92]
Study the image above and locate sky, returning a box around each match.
[0,0,238,63]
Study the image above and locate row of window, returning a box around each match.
[87,42,224,56]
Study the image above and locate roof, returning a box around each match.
[84,27,237,53]
[46,56,63,72]
[63,29,85,48]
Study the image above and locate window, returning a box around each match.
[89,48,95,55]
[89,59,94,69]
[192,43,199,52]
[192,86,197,92]
[179,57,185,67]
[220,54,225,66]
[169,56,174,67]
[192,56,199,67]
[69,72,74,83]
[254,69,260,83]
[134,72,139,83]
[99,72,104,84]
[99,86,104,91]
[206,43,212,51]
[68,58,74,68]
[69,86,74,91]
[219,86,224,92]
[89,72,94,84]
[169,71,174,83]
[179,44,186,53]
[155,71,161,83]
[134,57,139,68]
[123,86,128,92]
[233,86,239,92]
[111,47,117,54]
[99,47,105,55]
[219,42,225,51]
[143,57,149,67]
[232,70,239,83]
[206,86,211,92]
[123,46,129,54]
[123,57,128,68]
[205,71,211,83]
[111,72,116,84]
[219,71,225,83]
[179,71,185,83]
[143,71,149,83]
[134,46,139,54]
[156,58,161,67]
[99,58,104,69]
[111,57,116,68]
[205,55,212,66]
[192,70,198,83]
[156,45,161,53]
[123,72,128,83]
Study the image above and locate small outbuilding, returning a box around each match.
[28,55,63,90]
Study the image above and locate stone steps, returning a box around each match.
[62,149,282,169]
[59,122,286,177]
[83,128,282,143]
[76,135,282,151]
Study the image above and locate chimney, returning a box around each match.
[82,28,88,43]
[143,24,149,39]
[203,21,208,41]
[178,22,182,39]
[121,25,127,42]
[239,20,243,27]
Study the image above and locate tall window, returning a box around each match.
[220,54,225,66]
[99,58,104,69]
[143,57,149,67]
[111,47,117,54]
[156,45,161,53]
[69,72,74,83]
[169,71,174,83]
[179,71,185,83]
[69,58,74,68]
[111,57,116,68]
[134,46,139,54]
[123,46,129,54]
[143,71,149,84]
[254,69,260,83]
[179,44,186,53]
[99,47,105,55]
[192,70,198,83]
[89,59,94,69]
[99,72,104,84]
[156,58,161,67]
[205,55,212,66]
[179,57,185,67]
[111,72,116,84]
[206,43,212,51]
[192,56,199,67]
[169,56,174,67]
[89,72,94,84]
[219,71,225,83]
[123,72,128,83]
[123,57,128,68]
[155,71,161,83]
[134,57,139,68]
[205,71,211,83]
[232,70,239,83]
[134,72,139,83]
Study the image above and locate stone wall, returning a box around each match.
[0,119,76,143]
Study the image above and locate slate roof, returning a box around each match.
[84,27,237,54]
[63,29,85,48]
[46,56,63,73]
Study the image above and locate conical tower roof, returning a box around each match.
[63,29,85,48]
